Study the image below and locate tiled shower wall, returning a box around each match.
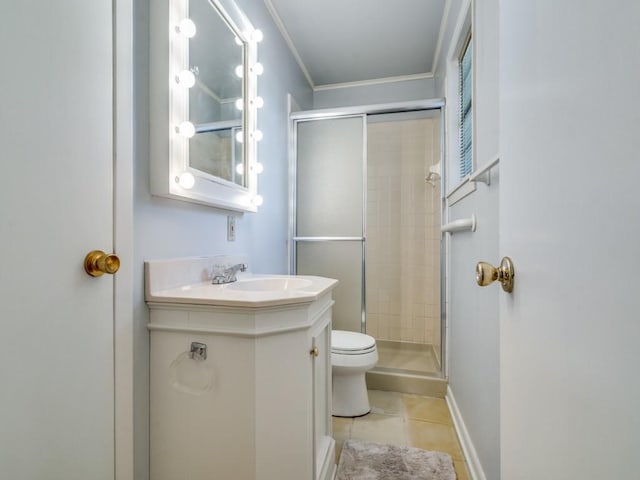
[365,117,441,351]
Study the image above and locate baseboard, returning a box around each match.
[319,437,336,480]
[445,386,487,480]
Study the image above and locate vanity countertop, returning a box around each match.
[145,273,338,308]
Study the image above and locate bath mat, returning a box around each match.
[336,439,456,480]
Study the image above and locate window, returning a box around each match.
[459,34,473,178]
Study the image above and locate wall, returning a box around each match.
[439,0,501,478]
[313,77,436,109]
[133,0,313,477]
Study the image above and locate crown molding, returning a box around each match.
[263,0,315,89]
[431,0,452,75]
[314,72,435,92]
[447,0,472,61]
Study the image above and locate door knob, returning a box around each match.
[84,250,120,277]
[476,257,514,293]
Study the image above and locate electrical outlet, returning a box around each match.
[227,215,236,241]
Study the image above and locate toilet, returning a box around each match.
[331,330,379,417]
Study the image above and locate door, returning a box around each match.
[0,2,117,478]
[499,1,640,478]
[293,116,366,333]
[310,314,333,480]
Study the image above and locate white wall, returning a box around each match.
[439,0,501,478]
[313,77,436,109]
[133,0,312,477]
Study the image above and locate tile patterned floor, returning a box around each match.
[333,390,470,480]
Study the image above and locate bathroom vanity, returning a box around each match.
[145,257,337,480]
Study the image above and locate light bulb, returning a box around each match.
[175,70,196,88]
[252,195,264,206]
[176,121,195,138]
[236,163,245,175]
[176,172,195,189]
[176,18,196,38]
[235,65,243,78]
[251,63,264,76]
[251,96,264,109]
[251,162,264,174]
[251,130,263,142]
[252,29,264,43]
[235,130,244,143]
[235,98,243,111]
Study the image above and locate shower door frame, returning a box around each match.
[289,98,448,377]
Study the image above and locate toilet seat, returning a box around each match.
[332,330,376,355]
[333,345,377,355]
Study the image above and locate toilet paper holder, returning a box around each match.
[189,342,207,360]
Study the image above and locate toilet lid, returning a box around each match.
[332,330,376,352]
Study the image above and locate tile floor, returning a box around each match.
[332,390,470,479]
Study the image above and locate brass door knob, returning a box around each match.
[84,250,120,277]
[476,257,514,293]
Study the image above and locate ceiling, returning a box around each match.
[265,0,448,89]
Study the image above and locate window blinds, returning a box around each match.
[459,38,473,178]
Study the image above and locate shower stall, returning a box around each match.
[290,100,446,385]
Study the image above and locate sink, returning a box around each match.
[226,277,313,292]
[145,257,337,308]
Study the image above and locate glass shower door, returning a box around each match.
[293,116,365,333]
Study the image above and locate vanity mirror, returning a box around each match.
[151,0,263,212]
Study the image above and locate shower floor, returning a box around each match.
[374,340,441,376]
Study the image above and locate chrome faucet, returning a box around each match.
[211,263,247,284]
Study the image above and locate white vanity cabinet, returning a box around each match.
[309,315,333,479]
[145,259,337,480]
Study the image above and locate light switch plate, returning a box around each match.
[227,215,236,241]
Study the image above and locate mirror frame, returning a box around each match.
[150,0,260,212]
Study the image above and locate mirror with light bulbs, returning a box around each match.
[150,0,264,211]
